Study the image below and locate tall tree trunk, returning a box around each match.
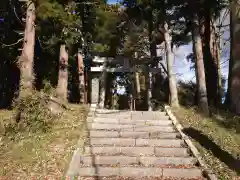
[164,22,179,108]
[77,50,85,103]
[212,24,223,105]
[192,16,209,115]
[19,1,36,93]
[228,0,240,113]
[202,8,219,107]
[225,2,234,107]
[57,44,68,101]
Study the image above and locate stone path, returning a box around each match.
[68,109,206,180]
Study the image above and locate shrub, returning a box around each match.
[4,84,60,136]
[178,81,197,106]
[13,90,57,133]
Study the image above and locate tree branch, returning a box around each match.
[160,62,168,75]
[220,58,229,66]
[13,5,24,25]
[0,38,24,47]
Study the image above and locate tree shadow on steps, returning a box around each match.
[182,127,240,175]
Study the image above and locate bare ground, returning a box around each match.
[0,104,88,180]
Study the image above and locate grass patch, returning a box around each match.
[172,106,240,180]
[0,104,88,180]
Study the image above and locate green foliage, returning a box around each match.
[122,22,149,57]
[36,0,82,47]
[42,80,58,97]
[93,43,110,53]
[93,4,122,55]
[178,81,197,106]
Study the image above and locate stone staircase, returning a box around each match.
[71,109,206,180]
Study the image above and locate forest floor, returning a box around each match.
[0,104,88,180]
[173,106,240,180]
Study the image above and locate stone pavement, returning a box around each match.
[67,109,206,180]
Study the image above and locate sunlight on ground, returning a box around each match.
[173,106,240,180]
[0,104,88,180]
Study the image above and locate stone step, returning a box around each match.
[88,118,119,124]
[95,110,166,115]
[87,123,134,131]
[135,138,185,147]
[134,126,175,132]
[131,115,169,120]
[95,114,131,118]
[84,146,189,157]
[88,118,172,125]
[122,119,172,125]
[90,138,136,146]
[89,131,180,139]
[155,147,189,157]
[81,156,197,166]
[162,168,203,178]
[149,131,181,139]
[121,131,178,138]
[93,117,170,121]
[87,123,175,132]
[89,131,119,138]
[94,114,169,120]
[89,138,185,147]
[95,110,130,113]
[78,167,202,178]
[138,156,197,166]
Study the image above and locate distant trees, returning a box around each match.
[0,0,239,114]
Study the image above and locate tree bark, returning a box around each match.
[228,0,240,113]
[57,44,68,101]
[164,22,179,108]
[201,9,219,107]
[77,50,85,103]
[192,16,209,115]
[212,24,222,105]
[19,1,36,93]
[225,1,234,107]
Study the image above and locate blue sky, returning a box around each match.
[108,0,118,4]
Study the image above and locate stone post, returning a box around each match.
[99,61,107,109]
[148,71,153,111]
[91,76,100,108]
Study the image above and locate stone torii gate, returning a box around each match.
[90,56,163,111]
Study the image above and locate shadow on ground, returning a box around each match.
[182,127,240,175]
